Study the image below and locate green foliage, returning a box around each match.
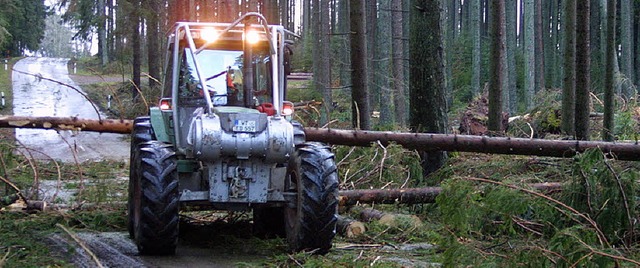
[563,148,637,245]
[0,0,47,56]
[436,148,640,266]
[613,106,640,141]
[548,226,616,267]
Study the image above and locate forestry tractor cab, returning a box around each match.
[127,13,339,255]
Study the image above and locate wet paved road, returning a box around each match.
[12,57,129,162]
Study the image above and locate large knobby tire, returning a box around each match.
[131,141,179,255]
[285,142,339,254]
[128,117,155,238]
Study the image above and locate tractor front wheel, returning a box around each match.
[130,141,179,255]
[128,117,155,238]
[284,142,339,254]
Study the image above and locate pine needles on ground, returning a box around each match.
[436,148,639,266]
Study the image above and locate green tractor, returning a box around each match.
[127,13,338,255]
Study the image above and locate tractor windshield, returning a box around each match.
[180,47,272,107]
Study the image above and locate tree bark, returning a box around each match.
[524,0,535,110]
[0,116,133,134]
[488,0,505,131]
[603,0,616,141]
[97,0,108,66]
[145,0,161,91]
[336,215,366,237]
[506,0,517,113]
[575,0,591,140]
[392,0,407,127]
[470,0,481,97]
[339,182,562,206]
[561,0,576,136]
[5,116,640,161]
[350,0,370,130]
[129,0,141,101]
[377,0,394,126]
[620,0,635,99]
[366,0,377,114]
[534,0,545,92]
[410,0,449,178]
[304,128,640,161]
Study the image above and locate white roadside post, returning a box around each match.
[1,92,5,108]
[3,59,7,71]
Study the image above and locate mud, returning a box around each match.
[48,223,269,267]
[11,57,129,162]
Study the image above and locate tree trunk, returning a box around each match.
[366,0,377,113]
[0,116,133,134]
[561,0,576,136]
[377,0,394,126]
[546,0,558,88]
[97,0,108,66]
[524,0,535,110]
[146,0,161,91]
[470,0,481,97]
[534,0,545,92]
[303,128,640,161]
[320,0,332,125]
[5,116,640,161]
[575,0,591,140]
[350,0,370,130]
[392,0,407,127]
[339,182,562,206]
[130,0,141,101]
[488,0,505,131]
[589,0,602,92]
[620,0,635,99]
[603,0,616,141]
[336,215,366,237]
[506,0,517,113]
[409,0,449,178]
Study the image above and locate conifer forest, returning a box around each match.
[1,0,640,266]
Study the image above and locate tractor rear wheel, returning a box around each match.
[284,142,339,254]
[128,117,155,238]
[131,141,179,255]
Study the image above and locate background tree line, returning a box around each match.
[0,0,47,57]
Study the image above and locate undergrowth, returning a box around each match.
[436,148,640,266]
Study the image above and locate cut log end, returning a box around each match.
[337,215,366,238]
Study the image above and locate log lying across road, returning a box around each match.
[2,115,640,161]
[0,115,132,134]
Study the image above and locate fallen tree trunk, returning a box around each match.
[336,215,366,237]
[339,182,562,206]
[359,208,423,228]
[0,115,132,134]
[2,116,640,161]
[304,128,640,161]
